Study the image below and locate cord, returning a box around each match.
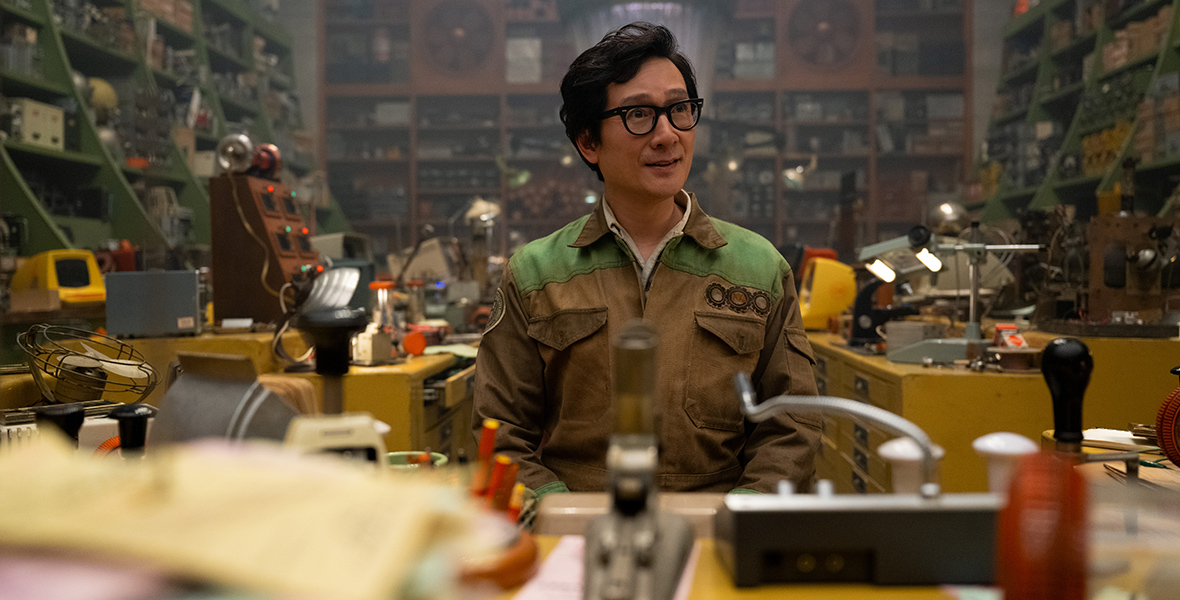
[229,179,281,298]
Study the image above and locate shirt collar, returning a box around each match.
[569,190,727,250]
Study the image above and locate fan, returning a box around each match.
[424,0,495,74]
[17,324,159,405]
[787,0,861,68]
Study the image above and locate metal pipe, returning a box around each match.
[613,321,659,435]
[735,373,942,499]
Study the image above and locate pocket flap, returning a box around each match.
[784,328,817,366]
[694,311,765,355]
[527,308,608,351]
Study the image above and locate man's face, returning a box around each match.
[577,57,695,207]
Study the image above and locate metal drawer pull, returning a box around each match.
[854,376,869,397]
[852,447,868,472]
[853,423,868,447]
[851,471,866,494]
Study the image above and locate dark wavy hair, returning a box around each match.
[559,22,698,181]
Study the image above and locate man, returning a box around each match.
[473,22,820,500]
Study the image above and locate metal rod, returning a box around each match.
[614,321,659,435]
[735,373,942,499]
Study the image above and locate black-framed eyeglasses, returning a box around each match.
[600,98,704,136]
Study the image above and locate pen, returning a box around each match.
[507,482,526,522]
[471,419,500,496]
[490,461,519,511]
[485,454,512,505]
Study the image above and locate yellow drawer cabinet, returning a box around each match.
[807,332,1179,493]
[285,354,478,461]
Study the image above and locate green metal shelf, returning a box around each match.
[0,0,43,24]
[1097,51,1159,82]
[0,69,71,96]
[3,140,104,166]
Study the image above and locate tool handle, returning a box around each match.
[36,403,85,446]
[300,307,368,377]
[110,403,156,454]
[1041,337,1092,450]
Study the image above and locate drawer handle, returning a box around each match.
[815,357,827,376]
[853,424,869,447]
[854,376,869,397]
[816,378,827,395]
[851,471,867,494]
[852,447,868,472]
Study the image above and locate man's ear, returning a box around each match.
[575,132,599,167]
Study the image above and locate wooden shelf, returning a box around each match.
[316,0,973,248]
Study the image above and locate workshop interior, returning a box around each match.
[3,0,1180,598]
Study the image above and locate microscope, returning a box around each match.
[583,322,695,600]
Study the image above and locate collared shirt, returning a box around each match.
[602,190,692,292]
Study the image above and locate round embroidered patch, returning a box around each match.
[751,291,771,316]
[726,286,751,313]
[705,283,727,308]
[485,288,506,333]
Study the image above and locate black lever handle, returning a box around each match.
[36,403,85,447]
[300,307,368,414]
[1041,337,1093,452]
[110,403,157,457]
[300,307,369,377]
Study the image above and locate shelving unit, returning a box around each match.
[318,0,972,254]
[979,0,1180,222]
[0,0,342,258]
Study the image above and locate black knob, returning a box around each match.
[1041,337,1093,450]
[36,403,85,446]
[1171,365,1180,385]
[110,403,156,456]
[299,307,369,377]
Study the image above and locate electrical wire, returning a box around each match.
[229,179,282,298]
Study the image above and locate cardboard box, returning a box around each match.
[9,289,60,313]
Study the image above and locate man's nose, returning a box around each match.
[649,112,678,145]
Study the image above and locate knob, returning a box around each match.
[110,403,157,456]
[972,432,1039,494]
[300,307,369,377]
[1041,337,1093,452]
[36,403,85,446]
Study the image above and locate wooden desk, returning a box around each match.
[518,536,952,599]
[808,331,1179,494]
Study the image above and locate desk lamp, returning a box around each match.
[862,224,1040,364]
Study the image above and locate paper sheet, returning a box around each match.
[0,436,472,600]
[424,344,479,358]
[514,535,700,600]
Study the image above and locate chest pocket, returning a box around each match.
[685,311,765,431]
[527,308,609,423]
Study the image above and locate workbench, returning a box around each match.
[806,332,1179,493]
[516,536,951,599]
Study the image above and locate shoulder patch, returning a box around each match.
[485,288,506,333]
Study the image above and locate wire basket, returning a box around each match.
[16,324,159,404]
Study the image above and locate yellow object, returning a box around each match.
[799,258,856,330]
[10,249,105,305]
[809,331,1180,493]
[88,77,118,110]
[284,354,477,457]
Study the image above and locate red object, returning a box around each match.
[1156,384,1180,464]
[125,157,150,169]
[996,452,1088,600]
[800,246,838,274]
[402,331,427,356]
[471,419,500,497]
[1013,0,1029,16]
[485,454,512,501]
